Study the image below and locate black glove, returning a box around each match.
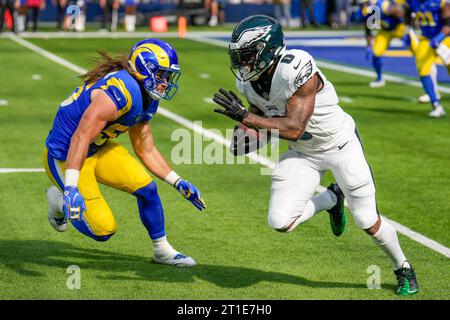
[213,88,249,122]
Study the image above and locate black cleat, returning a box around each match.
[394,262,419,296]
[326,183,347,237]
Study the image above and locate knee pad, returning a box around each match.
[268,211,297,232]
[349,198,379,230]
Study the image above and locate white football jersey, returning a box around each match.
[237,49,356,154]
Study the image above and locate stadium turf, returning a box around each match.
[0,36,448,299]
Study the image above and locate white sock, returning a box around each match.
[125,15,136,32]
[17,16,25,32]
[285,190,337,231]
[371,218,409,270]
[430,64,440,97]
[153,236,176,257]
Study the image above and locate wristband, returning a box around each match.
[164,171,181,186]
[65,169,80,187]
[433,32,446,44]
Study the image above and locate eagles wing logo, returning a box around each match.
[294,61,313,86]
[236,25,272,48]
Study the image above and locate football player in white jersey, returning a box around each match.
[212,15,419,296]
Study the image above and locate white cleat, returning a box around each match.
[154,251,196,267]
[369,79,386,88]
[46,186,67,232]
[418,93,441,104]
[428,104,446,118]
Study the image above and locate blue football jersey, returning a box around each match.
[46,69,158,160]
[408,0,446,38]
[363,0,405,31]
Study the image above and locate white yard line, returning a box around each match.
[0,168,45,173]
[7,34,450,258]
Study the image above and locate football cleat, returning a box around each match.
[418,93,441,104]
[154,251,196,267]
[46,186,67,232]
[428,104,446,118]
[326,183,347,237]
[394,262,419,296]
[369,79,386,88]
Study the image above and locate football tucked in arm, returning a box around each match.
[230,123,271,156]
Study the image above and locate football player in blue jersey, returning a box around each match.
[44,39,206,267]
[362,0,407,88]
[406,0,449,117]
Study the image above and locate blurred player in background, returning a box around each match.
[0,0,17,32]
[100,0,120,31]
[44,39,206,267]
[25,0,45,32]
[53,0,67,31]
[16,0,26,32]
[206,0,225,27]
[406,0,449,118]
[124,0,138,32]
[362,0,406,88]
[213,15,419,295]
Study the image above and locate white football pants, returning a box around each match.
[268,131,379,230]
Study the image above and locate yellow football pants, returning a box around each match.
[44,141,152,239]
[373,24,406,57]
[414,36,450,76]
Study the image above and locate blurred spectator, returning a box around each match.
[124,0,138,32]
[0,0,17,32]
[273,0,292,28]
[326,0,336,28]
[16,0,26,32]
[299,0,318,27]
[335,0,350,28]
[205,0,225,26]
[53,0,67,30]
[100,0,120,31]
[26,0,45,31]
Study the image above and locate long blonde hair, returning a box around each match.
[79,50,134,84]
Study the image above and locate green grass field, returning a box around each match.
[0,35,449,300]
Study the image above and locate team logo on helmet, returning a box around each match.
[128,39,181,101]
[232,25,272,49]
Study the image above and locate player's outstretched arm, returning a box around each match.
[430,4,450,48]
[64,89,119,221]
[213,74,318,141]
[129,123,206,211]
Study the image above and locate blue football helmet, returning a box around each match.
[128,39,181,100]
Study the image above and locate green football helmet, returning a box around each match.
[228,15,285,81]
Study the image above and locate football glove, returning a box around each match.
[213,88,249,122]
[63,186,86,222]
[175,179,206,211]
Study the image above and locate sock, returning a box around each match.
[152,236,176,257]
[125,15,136,32]
[133,182,166,240]
[430,64,440,97]
[372,56,383,81]
[371,218,409,270]
[285,190,337,231]
[420,75,439,105]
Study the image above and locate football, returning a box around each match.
[229,123,271,156]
